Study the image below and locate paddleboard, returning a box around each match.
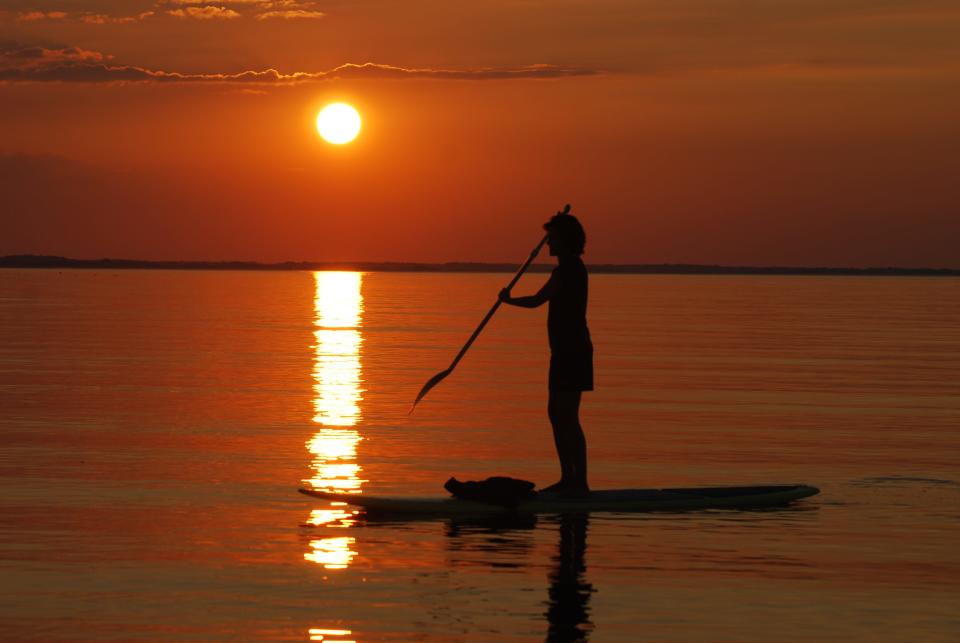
[298,484,819,515]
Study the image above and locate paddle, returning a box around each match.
[410,204,571,412]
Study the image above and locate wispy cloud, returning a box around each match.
[167,6,241,20]
[163,0,274,4]
[17,11,68,21]
[3,47,110,66]
[0,48,599,84]
[160,0,324,19]
[256,9,325,20]
[12,1,323,23]
[329,62,597,81]
[15,9,156,24]
[81,11,156,24]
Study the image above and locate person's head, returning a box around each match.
[544,212,586,257]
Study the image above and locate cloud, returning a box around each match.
[13,1,318,23]
[81,14,128,24]
[2,47,110,67]
[167,6,241,19]
[81,11,155,24]
[17,11,67,21]
[161,0,321,9]
[0,48,599,84]
[164,0,271,3]
[256,10,325,20]
[15,9,155,24]
[328,62,596,80]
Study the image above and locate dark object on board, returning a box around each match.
[444,476,538,507]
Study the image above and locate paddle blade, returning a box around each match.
[410,368,453,414]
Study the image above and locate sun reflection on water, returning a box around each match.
[304,535,358,569]
[305,271,365,568]
[308,628,356,642]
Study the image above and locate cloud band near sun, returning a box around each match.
[12,1,334,22]
[0,48,599,84]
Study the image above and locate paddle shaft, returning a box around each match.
[411,203,570,410]
[443,233,549,373]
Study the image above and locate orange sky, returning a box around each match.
[1,1,959,266]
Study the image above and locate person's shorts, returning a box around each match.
[549,350,594,392]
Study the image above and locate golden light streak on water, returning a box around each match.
[308,627,355,641]
[304,536,358,569]
[307,503,354,527]
[306,429,361,465]
[304,272,365,565]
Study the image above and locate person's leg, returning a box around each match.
[557,390,588,493]
[547,390,588,494]
[544,392,574,492]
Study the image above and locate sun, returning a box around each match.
[316,103,361,145]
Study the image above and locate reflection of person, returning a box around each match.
[441,513,593,640]
[545,514,593,641]
[500,211,592,497]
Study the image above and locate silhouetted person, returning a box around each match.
[500,211,592,497]
[545,514,594,641]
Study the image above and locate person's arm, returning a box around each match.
[499,273,558,308]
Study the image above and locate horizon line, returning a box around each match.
[1,254,958,276]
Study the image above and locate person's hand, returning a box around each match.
[498,288,512,303]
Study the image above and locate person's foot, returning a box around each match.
[538,481,590,499]
[538,481,569,496]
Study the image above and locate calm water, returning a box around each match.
[1,269,958,642]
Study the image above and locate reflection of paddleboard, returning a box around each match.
[298,484,819,514]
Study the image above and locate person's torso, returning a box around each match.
[547,258,592,352]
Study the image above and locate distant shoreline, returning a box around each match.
[1,255,958,276]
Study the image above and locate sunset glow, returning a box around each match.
[2,1,958,266]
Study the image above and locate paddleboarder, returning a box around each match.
[500,210,592,497]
